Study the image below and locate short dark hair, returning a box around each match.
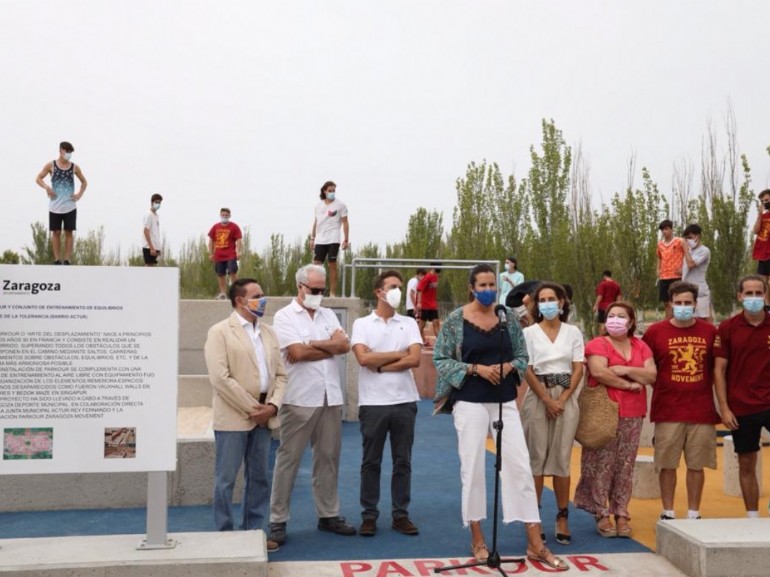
[530,281,571,323]
[415,268,427,275]
[506,257,517,266]
[738,274,768,294]
[220,207,231,214]
[151,193,163,203]
[430,262,442,274]
[229,278,259,307]
[758,189,770,200]
[602,270,612,277]
[60,141,74,153]
[668,281,698,301]
[320,180,336,200]
[373,269,403,292]
[683,223,701,237]
[604,301,637,337]
[659,219,673,230]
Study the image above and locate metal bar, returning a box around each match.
[137,471,176,550]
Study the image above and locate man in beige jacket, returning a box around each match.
[204,278,286,549]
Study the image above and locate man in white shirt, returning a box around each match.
[405,268,426,319]
[351,270,423,537]
[268,264,355,545]
[310,181,349,297]
[142,193,163,266]
[203,278,287,550]
[682,223,712,323]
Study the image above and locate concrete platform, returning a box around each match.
[0,531,267,576]
[656,518,770,577]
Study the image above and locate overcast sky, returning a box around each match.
[2,1,769,259]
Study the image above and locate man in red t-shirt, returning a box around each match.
[642,281,718,520]
[208,208,243,300]
[752,189,770,307]
[415,263,441,346]
[592,270,621,332]
[714,275,770,517]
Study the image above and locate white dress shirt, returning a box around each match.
[235,312,269,393]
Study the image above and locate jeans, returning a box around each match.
[359,402,417,520]
[214,427,272,531]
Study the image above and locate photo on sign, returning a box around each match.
[3,427,54,460]
[104,427,137,459]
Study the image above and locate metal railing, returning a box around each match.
[342,258,500,298]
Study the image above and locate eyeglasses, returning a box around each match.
[301,283,325,295]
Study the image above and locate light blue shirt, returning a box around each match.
[499,270,524,305]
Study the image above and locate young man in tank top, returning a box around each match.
[35,141,88,265]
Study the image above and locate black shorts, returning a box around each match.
[314,243,340,263]
[420,308,439,322]
[142,248,159,265]
[732,407,770,453]
[406,309,416,319]
[214,259,238,276]
[49,209,77,232]
[596,309,607,323]
[658,278,681,302]
[757,260,770,276]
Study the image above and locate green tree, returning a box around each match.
[73,226,122,266]
[0,250,20,264]
[21,222,53,265]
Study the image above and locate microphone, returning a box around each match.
[494,304,508,326]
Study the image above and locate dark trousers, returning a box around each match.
[359,402,417,520]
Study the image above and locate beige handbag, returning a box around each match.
[575,383,619,449]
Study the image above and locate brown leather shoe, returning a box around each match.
[359,518,377,537]
[391,517,419,535]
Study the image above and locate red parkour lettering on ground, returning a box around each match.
[340,556,609,577]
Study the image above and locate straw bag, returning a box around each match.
[575,383,618,449]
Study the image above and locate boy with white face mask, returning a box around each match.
[682,223,712,323]
[208,208,243,300]
[350,270,423,537]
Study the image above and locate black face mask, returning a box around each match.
[764,201,770,211]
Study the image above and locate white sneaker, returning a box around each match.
[216,293,227,300]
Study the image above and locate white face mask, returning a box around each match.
[303,293,323,310]
[687,238,697,249]
[63,152,72,161]
[384,288,401,308]
[221,217,230,225]
[513,304,528,319]
[326,192,336,201]
[153,202,161,211]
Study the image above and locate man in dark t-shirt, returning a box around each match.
[714,274,770,517]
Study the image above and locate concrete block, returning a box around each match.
[0,531,267,577]
[639,388,654,448]
[178,375,213,408]
[632,454,660,499]
[657,518,770,577]
[723,436,762,497]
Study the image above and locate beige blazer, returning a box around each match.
[204,311,287,431]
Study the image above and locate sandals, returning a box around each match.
[471,541,489,562]
[595,515,616,538]
[615,515,632,538]
[555,507,571,545]
[526,546,569,572]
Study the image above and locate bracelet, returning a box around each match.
[472,364,478,377]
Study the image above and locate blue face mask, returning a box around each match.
[538,301,560,320]
[672,305,695,321]
[246,297,268,317]
[473,289,497,307]
[326,192,336,201]
[743,296,765,314]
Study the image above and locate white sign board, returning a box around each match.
[0,265,179,473]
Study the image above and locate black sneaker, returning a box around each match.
[53,260,62,265]
[268,522,287,545]
[659,514,675,520]
[318,516,356,536]
[63,260,71,265]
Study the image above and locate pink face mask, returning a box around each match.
[605,316,628,336]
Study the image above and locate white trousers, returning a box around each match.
[452,400,541,525]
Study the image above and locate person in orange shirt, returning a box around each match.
[656,219,685,319]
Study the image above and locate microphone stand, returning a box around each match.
[435,306,524,576]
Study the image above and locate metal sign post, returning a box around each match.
[137,471,176,550]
